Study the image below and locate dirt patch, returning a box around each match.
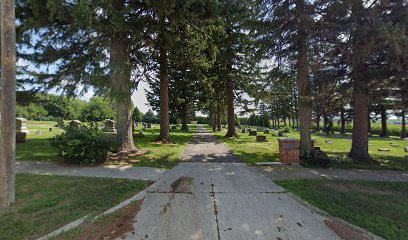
[107,149,147,164]
[324,182,392,195]
[56,200,143,240]
[325,219,373,240]
[170,176,194,193]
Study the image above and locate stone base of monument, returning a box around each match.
[16,132,28,143]
[249,131,257,136]
[241,129,246,133]
[278,138,300,164]
[256,135,267,142]
[102,132,117,142]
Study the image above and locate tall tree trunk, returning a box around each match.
[316,114,321,131]
[380,105,388,137]
[0,0,16,209]
[217,105,222,131]
[181,106,188,131]
[323,115,329,134]
[296,0,313,155]
[348,0,373,162]
[156,46,172,143]
[212,113,217,132]
[225,78,236,137]
[401,110,407,139]
[340,108,346,134]
[111,31,137,152]
[110,0,136,153]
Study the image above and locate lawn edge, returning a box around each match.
[253,167,385,240]
[36,172,168,240]
[285,191,384,240]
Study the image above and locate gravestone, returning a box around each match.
[190,121,198,124]
[256,135,267,142]
[35,130,41,135]
[147,123,152,128]
[257,127,263,132]
[277,138,300,164]
[143,123,147,130]
[247,128,252,132]
[16,132,27,143]
[69,120,82,128]
[103,119,117,133]
[405,147,408,152]
[249,131,257,136]
[368,143,374,146]
[325,140,333,144]
[263,129,270,134]
[378,148,390,152]
[241,128,246,133]
[16,118,29,133]
[390,144,400,147]
[49,128,53,132]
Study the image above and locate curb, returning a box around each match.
[36,170,168,240]
[255,166,384,240]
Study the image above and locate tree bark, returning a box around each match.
[401,110,407,139]
[181,107,188,131]
[0,0,16,209]
[110,0,137,153]
[296,0,313,156]
[380,105,388,137]
[212,113,217,132]
[225,78,236,137]
[316,114,321,131]
[156,45,172,143]
[217,105,222,131]
[348,0,372,162]
[340,108,346,134]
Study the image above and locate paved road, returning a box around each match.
[16,161,166,181]
[124,127,350,240]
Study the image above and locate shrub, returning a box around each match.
[279,126,292,133]
[50,122,112,165]
[301,149,331,168]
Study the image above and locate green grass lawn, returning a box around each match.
[129,124,196,168]
[16,121,196,168]
[211,127,408,170]
[0,174,148,240]
[276,179,408,240]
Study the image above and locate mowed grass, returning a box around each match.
[211,127,408,170]
[16,121,196,168]
[16,121,63,162]
[129,124,196,168]
[276,179,408,240]
[0,174,148,240]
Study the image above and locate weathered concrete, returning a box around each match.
[16,161,166,181]
[124,126,347,240]
[259,165,408,182]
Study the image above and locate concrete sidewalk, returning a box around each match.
[122,127,374,240]
[259,165,408,182]
[16,161,167,181]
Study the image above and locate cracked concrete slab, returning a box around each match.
[209,163,284,193]
[215,192,341,240]
[123,126,374,240]
[124,192,218,240]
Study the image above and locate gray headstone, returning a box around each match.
[69,120,82,128]
[35,130,41,135]
[16,118,29,133]
[257,127,263,132]
[103,119,117,133]
[325,140,333,144]
[405,147,408,152]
